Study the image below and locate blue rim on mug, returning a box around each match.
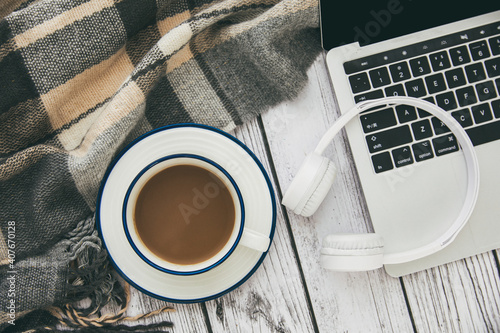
[96,123,277,303]
[122,153,245,276]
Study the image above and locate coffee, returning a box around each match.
[133,164,235,266]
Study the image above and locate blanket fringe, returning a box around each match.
[47,282,175,331]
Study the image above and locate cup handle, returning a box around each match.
[239,228,271,252]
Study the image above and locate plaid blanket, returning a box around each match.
[0,0,320,330]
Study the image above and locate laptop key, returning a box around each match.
[456,86,477,107]
[417,97,434,117]
[466,120,500,146]
[412,141,434,162]
[349,72,371,93]
[485,57,500,78]
[492,99,500,118]
[431,117,451,135]
[395,105,417,123]
[405,78,427,97]
[433,134,459,156]
[392,146,413,168]
[436,91,458,111]
[365,125,412,153]
[469,40,491,61]
[371,152,393,174]
[465,63,486,83]
[369,67,391,88]
[449,45,471,66]
[389,62,411,82]
[471,103,493,124]
[409,57,431,77]
[414,97,435,118]
[360,108,397,133]
[429,51,451,71]
[445,68,467,88]
[425,73,447,94]
[354,89,384,103]
[475,81,497,101]
[412,119,433,140]
[451,108,473,127]
[489,36,500,56]
[385,84,406,97]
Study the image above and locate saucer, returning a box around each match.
[96,124,276,303]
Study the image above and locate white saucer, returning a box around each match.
[96,124,276,303]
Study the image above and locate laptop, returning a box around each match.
[320,0,500,276]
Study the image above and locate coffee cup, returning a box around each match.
[123,153,271,275]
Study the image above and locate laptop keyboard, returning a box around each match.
[344,21,500,174]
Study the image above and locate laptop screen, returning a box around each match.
[320,0,500,50]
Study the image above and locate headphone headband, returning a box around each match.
[283,96,480,267]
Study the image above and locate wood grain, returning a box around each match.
[203,117,317,333]
[403,252,500,332]
[125,291,209,332]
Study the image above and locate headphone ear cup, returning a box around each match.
[320,233,384,272]
[282,153,337,217]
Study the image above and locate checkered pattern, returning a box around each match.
[0,0,320,327]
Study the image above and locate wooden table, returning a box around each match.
[123,51,500,332]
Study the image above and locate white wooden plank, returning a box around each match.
[203,117,317,333]
[124,285,210,332]
[403,252,500,332]
[262,53,413,332]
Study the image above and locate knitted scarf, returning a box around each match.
[0,0,321,330]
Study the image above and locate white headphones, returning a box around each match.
[282,96,480,272]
